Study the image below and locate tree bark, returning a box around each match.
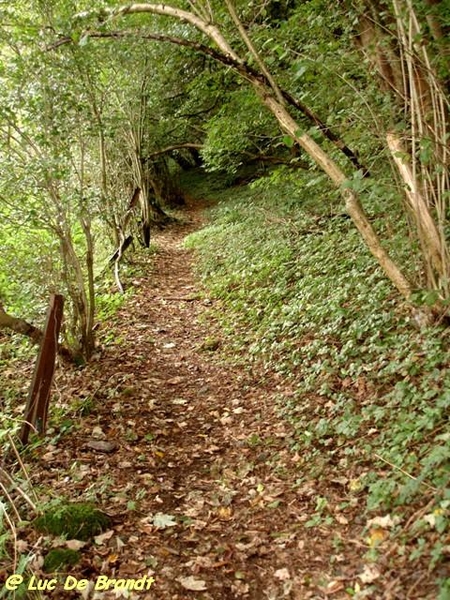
[387,132,448,279]
[259,90,414,300]
[0,301,74,362]
[94,3,242,62]
[0,302,43,344]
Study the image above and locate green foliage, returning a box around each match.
[185,170,450,577]
[95,288,129,322]
[439,578,450,600]
[0,226,56,321]
[34,500,110,541]
[201,87,278,174]
[0,551,32,600]
[0,503,10,560]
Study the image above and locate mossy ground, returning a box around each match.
[34,501,110,541]
[43,548,80,572]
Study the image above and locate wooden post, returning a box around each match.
[20,294,64,445]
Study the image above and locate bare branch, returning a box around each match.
[74,3,241,62]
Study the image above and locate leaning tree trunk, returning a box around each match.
[353,0,450,304]
[258,88,414,300]
[0,300,74,362]
[0,301,42,344]
[75,2,417,304]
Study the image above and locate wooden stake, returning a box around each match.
[20,294,64,445]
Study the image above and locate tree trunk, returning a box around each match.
[259,89,414,300]
[0,302,42,344]
[387,132,448,280]
[0,301,74,362]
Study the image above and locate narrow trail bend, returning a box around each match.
[49,198,363,600]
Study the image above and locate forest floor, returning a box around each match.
[12,197,436,600]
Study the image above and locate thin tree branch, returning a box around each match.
[49,30,368,173]
[224,0,285,106]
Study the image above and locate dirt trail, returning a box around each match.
[41,199,365,599]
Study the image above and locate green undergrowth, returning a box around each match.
[184,170,450,590]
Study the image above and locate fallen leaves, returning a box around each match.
[152,513,177,528]
[366,513,399,546]
[366,528,388,547]
[176,576,207,591]
[86,440,118,453]
[358,564,381,584]
[66,539,87,551]
[366,514,400,529]
[167,376,184,385]
[217,506,233,520]
[274,567,290,581]
[94,531,115,545]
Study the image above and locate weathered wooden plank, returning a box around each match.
[20,294,64,445]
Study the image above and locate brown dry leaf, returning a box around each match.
[191,556,215,570]
[107,553,120,564]
[367,514,399,529]
[205,444,221,453]
[335,514,349,525]
[274,567,290,581]
[190,519,208,530]
[324,580,345,595]
[92,425,106,439]
[177,576,207,591]
[86,440,117,453]
[94,530,115,545]
[79,582,95,600]
[358,564,381,583]
[217,506,233,520]
[167,376,184,385]
[116,537,125,551]
[41,450,58,461]
[65,540,86,550]
[30,554,44,570]
[15,539,28,553]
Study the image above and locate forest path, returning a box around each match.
[50,197,361,600]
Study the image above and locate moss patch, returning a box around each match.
[34,501,110,541]
[43,548,80,572]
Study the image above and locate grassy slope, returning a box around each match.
[183,169,450,596]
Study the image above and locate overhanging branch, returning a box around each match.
[51,29,367,173]
[74,3,241,61]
